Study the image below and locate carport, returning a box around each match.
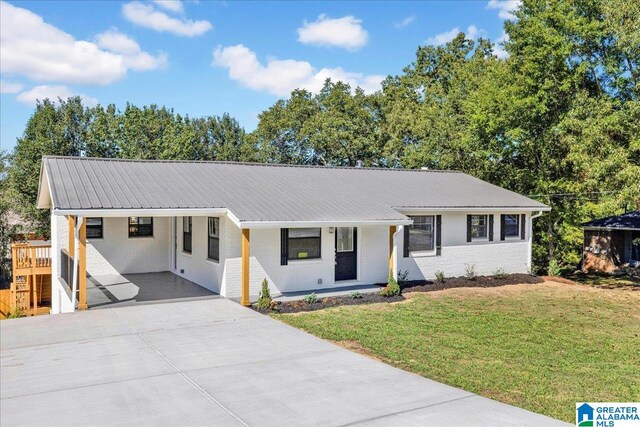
[87,272,218,309]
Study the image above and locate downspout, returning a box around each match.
[71,216,83,309]
[528,211,543,273]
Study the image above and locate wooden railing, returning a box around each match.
[1,241,53,318]
[12,242,52,276]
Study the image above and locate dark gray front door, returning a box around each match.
[335,227,357,281]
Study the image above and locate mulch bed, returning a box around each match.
[254,273,544,314]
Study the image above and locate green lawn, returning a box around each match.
[274,282,640,423]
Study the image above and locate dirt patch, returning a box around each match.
[329,340,382,362]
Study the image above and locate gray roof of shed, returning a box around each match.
[41,156,549,223]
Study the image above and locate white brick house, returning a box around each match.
[37,156,549,313]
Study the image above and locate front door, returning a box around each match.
[335,227,357,281]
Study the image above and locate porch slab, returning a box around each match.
[87,271,218,309]
[274,283,383,302]
[1,298,569,427]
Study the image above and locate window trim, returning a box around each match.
[470,214,489,241]
[86,217,103,239]
[128,217,154,238]
[407,215,437,256]
[287,228,322,261]
[503,214,521,239]
[182,216,192,254]
[207,217,220,262]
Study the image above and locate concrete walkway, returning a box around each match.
[1,299,569,427]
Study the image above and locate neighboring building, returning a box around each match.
[37,156,549,314]
[582,210,640,272]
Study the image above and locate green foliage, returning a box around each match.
[349,291,363,299]
[396,269,410,284]
[8,309,25,319]
[8,99,255,235]
[380,274,401,297]
[492,268,508,279]
[465,264,477,281]
[257,278,272,310]
[303,293,320,304]
[435,270,446,283]
[547,259,562,277]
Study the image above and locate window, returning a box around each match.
[336,227,354,252]
[86,217,103,239]
[503,214,520,238]
[288,228,321,260]
[471,215,488,239]
[129,217,153,237]
[183,217,192,253]
[208,217,219,261]
[408,216,435,253]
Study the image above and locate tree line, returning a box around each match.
[3,0,639,273]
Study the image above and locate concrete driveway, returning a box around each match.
[1,299,569,426]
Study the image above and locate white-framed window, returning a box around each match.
[336,227,354,252]
[471,215,488,240]
[408,216,435,254]
[208,217,219,261]
[503,214,520,238]
[86,217,103,239]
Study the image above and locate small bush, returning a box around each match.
[548,259,562,276]
[303,293,319,304]
[435,270,446,283]
[493,268,508,279]
[257,279,272,310]
[380,274,401,297]
[465,264,477,280]
[397,269,410,284]
[8,309,24,319]
[349,291,363,299]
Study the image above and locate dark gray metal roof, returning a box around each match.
[41,156,549,222]
[583,211,640,230]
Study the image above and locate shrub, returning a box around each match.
[8,309,24,319]
[465,264,477,280]
[349,291,363,299]
[493,268,508,279]
[396,269,410,285]
[257,278,272,310]
[303,293,319,304]
[548,259,562,276]
[435,270,446,283]
[380,274,401,297]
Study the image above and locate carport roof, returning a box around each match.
[38,156,549,224]
[583,211,640,230]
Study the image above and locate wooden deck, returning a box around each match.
[0,242,52,319]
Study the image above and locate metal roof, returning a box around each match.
[583,211,640,230]
[40,156,549,223]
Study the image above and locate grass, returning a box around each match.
[274,282,640,423]
[562,271,640,290]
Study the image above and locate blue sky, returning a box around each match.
[0,0,518,152]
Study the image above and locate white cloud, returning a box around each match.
[122,2,212,37]
[16,85,98,107]
[426,25,486,46]
[153,0,184,14]
[212,44,384,96]
[486,0,521,20]
[0,1,166,86]
[297,14,368,50]
[96,30,168,71]
[493,32,509,59]
[0,79,23,94]
[394,15,416,29]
